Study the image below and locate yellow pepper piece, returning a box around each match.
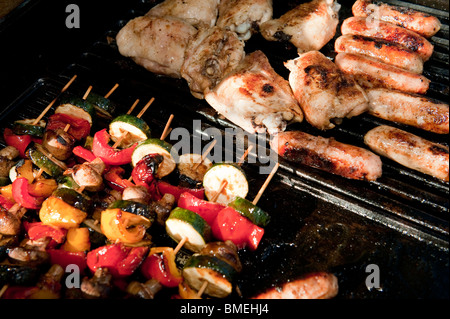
[62,227,91,252]
[149,247,182,279]
[0,184,14,202]
[101,208,151,245]
[39,196,87,229]
[28,179,58,198]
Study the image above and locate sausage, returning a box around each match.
[270,130,383,181]
[364,125,449,181]
[334,34,424,74]
[352,0,441,38]
[335,52,430,94]
[341,16,434,61]
[366,88,449,134]
[252,272,339,299]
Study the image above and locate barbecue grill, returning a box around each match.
[0,0,448,300]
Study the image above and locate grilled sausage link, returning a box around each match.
[364,125,449,181]
[335,52,430,94]
[334,34,424,73]
[366,88,449,134]
[252,272,339,299]
[352,0,441,38]
[271,130,383,181]
[341,16,434,61]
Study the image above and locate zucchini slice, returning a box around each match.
[12,119,46,138]
[27,144,64,177]
[165,207,211,252]
[131,138,176,178]
[86,92,116,116]
[202,163,248,205]
[52,188,92,213]
[228,196,271,227]
[183,254,237,298]
[109,199,155,222]
[109,114,151,148]
[56,96,96,125]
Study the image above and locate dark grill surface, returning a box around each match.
[0,0,448,299]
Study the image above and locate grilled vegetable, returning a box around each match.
[131,153,163,189]
[100,208,151,244]
[177,153,212,187]
[126,279,162,299]
[177,191,225,225]
[92,129,137,166]
[109,199,155,221]
[28,144,65,177]
[3,128,33,158]
[0,264,40,286]
[203,163,248,205]
[140,247,183,288]
[165,207,211,252]
[52,188,92,213]
[39,196,88,229]
[47,249,87,272]
[228,196,271,227]
[109,114,151,148]
[56,95,96,125]
[46,113,91,141]
[12,177,44,209]
[131,138,176,178]
[62,227,91,252]
[183,254,237,298]
[157,181,204,203]
[12,119,46,138]
[86,92,117,119]
[42,129,75,161]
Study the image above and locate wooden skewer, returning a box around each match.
[252,162,279,205]
[32,75,77,125]
[82,86,93,100]
[103,83,119,99]
[210,180,228,202]
[237,145,254,166]
[160,114,174,140]
[193,140,217,171]
[196,280,209,298]
[136,97,155,119]
[78,186,85,193]
[0,284,8,299]
[173,237,188,255]
[127,99,140,115]
[32,168,45,183]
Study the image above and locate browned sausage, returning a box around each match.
[252,272,339,299]
[352,0,441,38]
[366,88,449,134]
[271,130,383,181]
[334,34,424,73]
[341,16,434,61]
[364,125,449,181]
[335,52,430,94]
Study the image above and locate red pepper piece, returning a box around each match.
[157,181,204,203]
[47,249,87,272]
[86,243,148,278]
[140,249,182,288]
[211,207,264,251]
[131,154,163,186]
[177,191,224,225]
[46,113,91,140]
[23,221,67,248]
[92,129,137,166]
[0,194,15,211]
[73,146,97,163]
[12,177,44,209]
[3,128,32,158]
[104,166,134,191]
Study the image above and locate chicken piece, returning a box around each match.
[260,0,340,53]
[204,50,303,135]
[216,0,273,41]
[366,88,449,134]
[146,0,220,28]
[180,26,245,99]
[252,272,339,299]
[335,52,430,94]
[334,34,424,74]
[341,16,434,62]
[364,125,449,181]
[271,130,383,181]
[116,15,198,78]
[285,50,368,130]
[352,0,441,38]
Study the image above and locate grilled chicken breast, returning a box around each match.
[146,0,220,28]
[335,52,430,94]
[364,125,449,181]
[252,272,339,299]
[334,34,424,74]
[352,0,441,38]
[260,0,340,53]
[341,16,434,61]
[116,15,197,78]
[285,50,368,130]
[366,88,449,134]
[181,26,245,99]
[216,0,273,41]
[271,130,383,181]
[204,50,303,135]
